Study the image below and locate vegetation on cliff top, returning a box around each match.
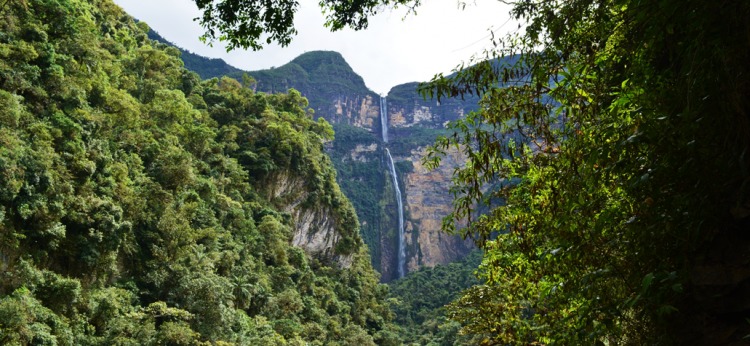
[234,51,377,119]
[0,0,398,344]
[147,29,242,80]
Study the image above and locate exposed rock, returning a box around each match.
[390,109,407,127]
[349,143,378,162]
[267,171,354,268]
[402,146,473,271]
[207,51,486,277]
[386,82,478,129]
[331,94,380,130]
[387,105,441,128]
[289,204,354,269]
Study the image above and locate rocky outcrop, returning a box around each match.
[331,94,380,131]
[267,171,354,268]
[402,147,473,271]
[388,103,465,128]
[242,51,380,131]
[386,82,479,129]
[349,143,378,162]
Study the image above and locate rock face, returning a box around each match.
[350,143,378,162]
[402,147,473,271]
[246,55,482,281]
[266,171,354,268]
[331,95,380,130]
[386,82,479,128]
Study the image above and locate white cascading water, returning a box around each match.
[380,96,388,143]
[380,97,405,278]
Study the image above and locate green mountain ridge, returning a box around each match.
[230,51,377,123]
[146,29,243,80]
[147,31,379,123]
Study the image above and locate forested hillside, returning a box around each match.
[146,30,242,80]
[387,251,482,345]
[0,0,398,344]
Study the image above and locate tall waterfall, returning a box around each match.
[380,97,405,278]
[380,96,388,143]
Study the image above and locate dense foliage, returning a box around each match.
[147,37,412,279]
[0,0,399,344]
[192,0,418,50]
[388,251,482,345]
[388,127,449,157]
[328,124,386,269]
[166,0,750,342]
[420,0,750,344]
[147,30,242,80]
[232,51,378,123]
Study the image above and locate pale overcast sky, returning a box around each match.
[113,0,516,94]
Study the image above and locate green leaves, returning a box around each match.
[193,0,419,51]
[415,0,750,343]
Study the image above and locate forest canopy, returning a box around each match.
[0,0,399,344]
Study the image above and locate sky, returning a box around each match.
[113,0,516,94]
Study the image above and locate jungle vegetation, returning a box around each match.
[0,0,399,344]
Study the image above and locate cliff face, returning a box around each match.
[403,147,473,271]
[386,82,480,129]
[331,94,380,130]
[241,51,381,132]
[266,171,355,267]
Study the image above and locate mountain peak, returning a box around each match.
[244,50,375,114]
[290,50,348,71]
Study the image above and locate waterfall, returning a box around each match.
[380,96,388,143]
[380,96,405,278]
[385,148,406,278]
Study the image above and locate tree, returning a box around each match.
[192,0,419,50]
[0,0,398,343]
[418,0,750,344]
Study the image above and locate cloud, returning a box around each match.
[113,0,514,94]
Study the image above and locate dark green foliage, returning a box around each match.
[328,124,385,270]
[330,123,376,154]
[388,251,482,345]
[420,0,750,344]
[147,29,242,80]
[192,0,419,50]
[388,126,449,157]
[234,51,378,124]
[0,0,396,344]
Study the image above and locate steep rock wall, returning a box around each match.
[402,147,473,272]
[386,82,479,129]
[331,94,380,131]
[266,171,354,268]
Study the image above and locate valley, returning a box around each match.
[155,40,482,281]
